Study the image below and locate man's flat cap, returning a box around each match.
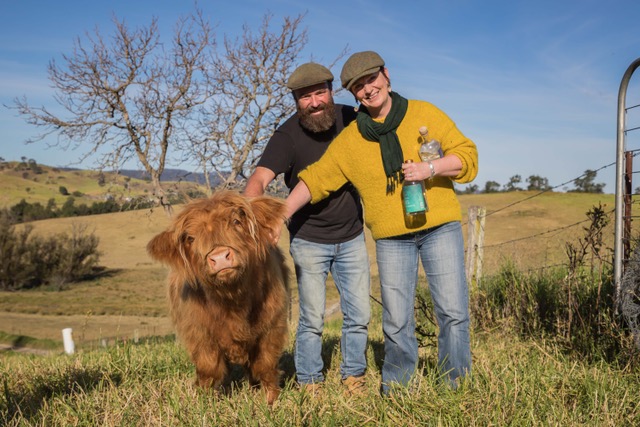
[287,63,334,91]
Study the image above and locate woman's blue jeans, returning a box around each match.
[376,221,471,392]
[290,232,371,384]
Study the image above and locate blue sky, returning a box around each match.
[2,0,640,193]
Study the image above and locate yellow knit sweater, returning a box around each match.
[298,99,478,240]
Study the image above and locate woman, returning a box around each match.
[284,51,478,393]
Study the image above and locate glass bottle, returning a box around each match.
[402,159,427,217]
[418,126,443,162]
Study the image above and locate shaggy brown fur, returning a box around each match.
[147,191,290,405]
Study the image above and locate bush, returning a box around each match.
[471,262,624,361]
[7,196,154,224]
[10,199,57,222]
[0,209,101,290]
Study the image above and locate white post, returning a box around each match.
[62,328,75,354]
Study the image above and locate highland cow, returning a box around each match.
[147,191,290,404]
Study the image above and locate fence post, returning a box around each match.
[62,328,75,354]
[624,151,633,267]
[466,206,486,289]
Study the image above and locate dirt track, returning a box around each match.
[0,311,174,344]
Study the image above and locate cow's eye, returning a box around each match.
[184,235,195,244]
[230,210,245,228]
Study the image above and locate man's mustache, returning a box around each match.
[305,104,326,113]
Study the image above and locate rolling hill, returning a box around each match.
[0,160,618,346]
[0,160,208,209]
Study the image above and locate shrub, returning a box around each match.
[397,204,625,363]
[59,186,69,196]
[0,209,101,290]
[468,205,627,361]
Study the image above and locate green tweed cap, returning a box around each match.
[286,63,334,91]
[340,51,385,91]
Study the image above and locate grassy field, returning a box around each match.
[0,184,616,347]
[2,303,639,425]
[0,162,144,208]
[2,167,633,424]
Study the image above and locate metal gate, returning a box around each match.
[615,57,640,306]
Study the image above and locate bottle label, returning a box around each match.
[403,183,426,214]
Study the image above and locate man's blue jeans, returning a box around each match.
[376,221,471,392]
[290,232,371,384]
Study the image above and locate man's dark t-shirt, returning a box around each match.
[257,104,363,244]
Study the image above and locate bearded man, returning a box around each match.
[245,63,370,397]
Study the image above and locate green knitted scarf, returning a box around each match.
[356,91,408,193]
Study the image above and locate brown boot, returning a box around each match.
[342,375,366,397]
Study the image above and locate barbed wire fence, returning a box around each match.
[463,161,617,286]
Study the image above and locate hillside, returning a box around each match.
[0,161,620,347]
[16,189,616,273]
[0,161,208,209]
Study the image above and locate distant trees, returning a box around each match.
[10,157,42,174]
[484,181,501,193]
[526,175,551,191]
[502,175,523,192]
[458,184,478,194]
[569,169,605,194]
[460,170,604,194]
[8,197,155,223]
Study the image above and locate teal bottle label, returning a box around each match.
[403,183,426,214]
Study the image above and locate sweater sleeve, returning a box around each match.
[435,109,478,184]
[298,138,349,204]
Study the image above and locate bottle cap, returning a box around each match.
[419,126,428,136]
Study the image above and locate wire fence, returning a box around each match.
[470,89,640,279]
[462,160,619,279]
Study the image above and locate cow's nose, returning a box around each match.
[207,246,234,273]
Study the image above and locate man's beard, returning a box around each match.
[298,98,336,133]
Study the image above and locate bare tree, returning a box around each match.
[12,10,340,203]
[183,14,307,192]
[12,11,214,214]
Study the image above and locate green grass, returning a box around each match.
[2,306,639,426]
[1,164,636,424]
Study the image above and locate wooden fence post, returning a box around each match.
[466,206,486,290]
